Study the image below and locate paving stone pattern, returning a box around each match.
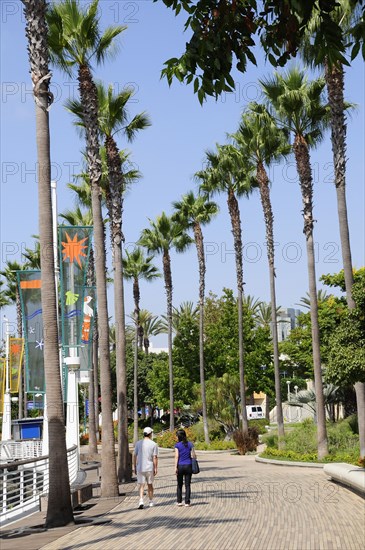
[1,450,364,550]
[38,450,364,550]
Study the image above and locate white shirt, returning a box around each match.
[134,438,158,472]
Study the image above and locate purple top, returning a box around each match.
[175,441,193,465]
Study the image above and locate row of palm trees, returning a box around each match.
[13,0,363,528]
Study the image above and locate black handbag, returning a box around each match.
[191,457,200,474]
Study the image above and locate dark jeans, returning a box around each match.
[177,464,192,504]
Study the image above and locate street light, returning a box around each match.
[294,385,301,421]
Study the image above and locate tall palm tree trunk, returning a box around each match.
[133,279,140,445]
[294,135,328,459]
[325,61,365,457]
[163,251,175,432]
[22,0,74,527]
[78,64,118,496]
[105,135,130,482]
[193,222,209,444]
[227,188,248,432]
[325,62,355,309]
[257,162,285,441]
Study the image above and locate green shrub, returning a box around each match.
[248,419,269,434]
[194,440,236,451]
[262,433,278,448]
[156,427,196,448]
[327,420,358,452]
[190,418,225,442]
[343,414,358,435]
[232,427,259,455]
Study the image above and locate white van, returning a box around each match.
[246,405,264,419]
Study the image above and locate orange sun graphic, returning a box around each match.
[10,343,21,355]
[61,232,88,267]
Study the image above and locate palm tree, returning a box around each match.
[232,103,291,443]
[123,248,160,444]
[172,191,218,444]
[47,0,124,496]
[161,301,199,335]
[260,67,329,459]
[21,0,73,527]
[297,290,329,310]
[23,237,41,269]
[0,261,26,418]
[138,310,165,354]
[196,144,256,433]
[0,279,10,309]
[139,213,192,431]
[67,83,148,481]
[301,2,365,458]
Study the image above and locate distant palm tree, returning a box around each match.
[197,144,256,432]
[23,237,41,269]
[139,213,192,431]
[22,0,73,527]
[161,301,199,335]
[123,248,160,443]
[172,191,218,444]
[0,279,10,309]
[261,67,329,459]
[297,290,329,310]
[138,310,165,354]
[47,0,125,495]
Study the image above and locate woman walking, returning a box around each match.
[174,429,196,506]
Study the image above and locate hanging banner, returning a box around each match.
[80,286,96,372]
[9,338,24,393]
[0,358,5,413]
[58,226,92,375]
[17,271,45,394]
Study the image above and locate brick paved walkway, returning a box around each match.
[2,449,364,550]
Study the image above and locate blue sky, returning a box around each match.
[1,1,364,346]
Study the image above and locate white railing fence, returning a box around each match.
[0,440,43,462]
[0,445,78,526]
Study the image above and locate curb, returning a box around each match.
[255,455,323,468]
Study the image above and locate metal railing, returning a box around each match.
[0,440,43,462]
[0,445,78,526]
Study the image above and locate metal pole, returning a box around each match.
[2,316,12,440]
[286,380,291,423]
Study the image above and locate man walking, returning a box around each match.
[133,427,158,509]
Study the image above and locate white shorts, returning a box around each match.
[137,470,154,485]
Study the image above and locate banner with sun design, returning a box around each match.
[0,358,5,413]
[58,226,93,374]
[9,338,24,393]
[17,270,45,393]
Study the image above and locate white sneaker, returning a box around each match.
[176,502,183,506]
[138,500,144,509]
[149,501,154,507]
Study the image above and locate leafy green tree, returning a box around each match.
[137,310,165,354]
[172,190,218,443]
[47,0,124,496]
[22,0,73,526]
[159,0,364,102]
[139,213,192,430]
[197,146,256,432]
[261,67,329,459]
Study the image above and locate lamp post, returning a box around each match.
[286,380,291,423]
[2,316,12,441]
[294,385,301,421]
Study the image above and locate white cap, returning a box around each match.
[143,427,153,435]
